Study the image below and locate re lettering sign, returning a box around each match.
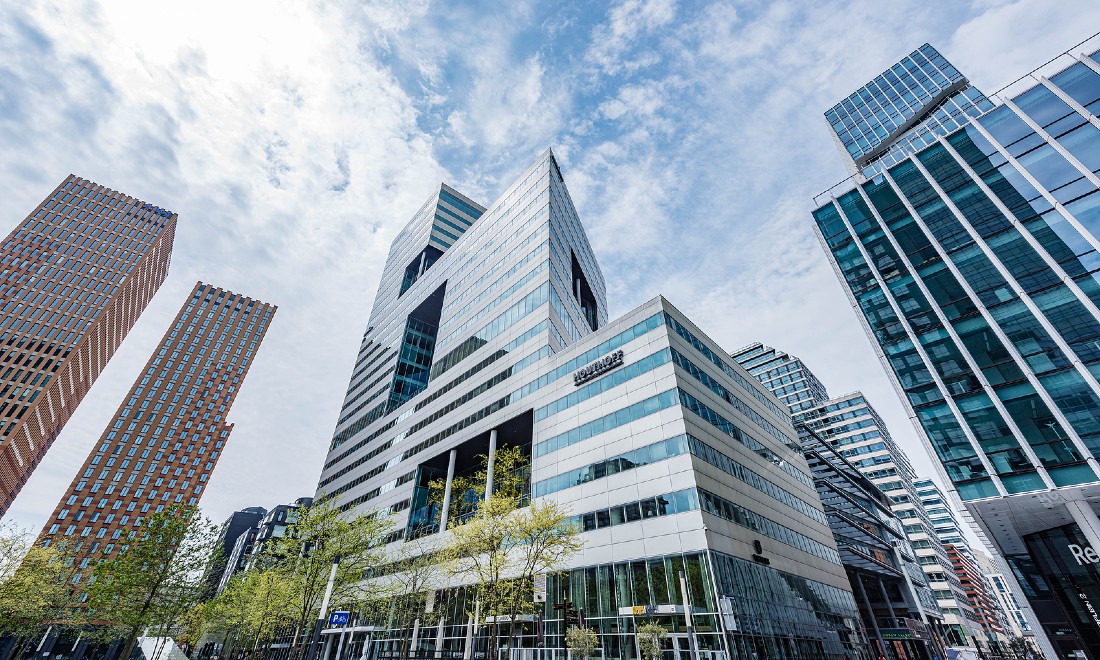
[329,611,351,626]
[1069,544,1100,565]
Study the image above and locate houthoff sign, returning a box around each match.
[573,349,624,386]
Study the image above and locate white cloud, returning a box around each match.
[1,0,1099,547]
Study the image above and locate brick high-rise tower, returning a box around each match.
[38,282,275,587]
[0,175,176,513]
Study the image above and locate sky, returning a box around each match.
[1,0,1099,535]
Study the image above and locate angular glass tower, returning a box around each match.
[826,44,994,177]
[0,175,176,514]
[318,150,865,659]
[813,37,1100,658]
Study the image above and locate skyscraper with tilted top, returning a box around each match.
[813,36,1100,658]
[36,282,275,597]
[316,150,867,659]
[0,175,176,514]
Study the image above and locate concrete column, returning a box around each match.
[1066,498,1100,554]
[876,577,900,625]
[435,618,445,659]
[411,618,420,658]
[464,600,480,660]
[439,449,457,532]
[485,429,498,504]
[854,575,890,660]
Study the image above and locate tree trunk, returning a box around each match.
[121,624,143,660]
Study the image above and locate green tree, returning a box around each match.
[636,623,667,660]
[566,626,599,660]
[213,569,296,656]
[260,498,391,660]
[370,538,445,660]
[85,505,218,660]
[438,448,581,658]
[0,526,81,653]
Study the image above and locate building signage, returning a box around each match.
[1069,543,1100,565]
[533,573,547,603]
[879,628,912,640]
[573,350,624,386]
[1078,591,1100,629]
[751,539,770,565]
[618,604,685,616]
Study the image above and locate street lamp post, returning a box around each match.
[307,556,342,660]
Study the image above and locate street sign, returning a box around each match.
[328,611,351,626]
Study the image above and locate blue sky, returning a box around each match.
[1,0,1099,532]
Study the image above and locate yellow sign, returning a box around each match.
[632,606,646,615]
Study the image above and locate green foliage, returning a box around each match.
[438,449,582,660]
[85,505,218,659]
[0,525,80,635]
[566,626,599,660]
[372,537,444,626]
[211,569,296,650]
[258,497,391,659]
[636,622,667,660]
[429,446,529,526]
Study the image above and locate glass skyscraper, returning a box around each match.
[317,150,865,659]
[0,175,176,515]
[813,36,1100,658]
[733,342,987,653]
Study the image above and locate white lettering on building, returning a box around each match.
[1069,543,1100,565]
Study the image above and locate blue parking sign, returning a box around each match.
[328,611,350,626]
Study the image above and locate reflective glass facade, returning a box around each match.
[814,47,1100,504]
[0,175,176,514]
[731,344,984,650]
[319,151,864,659]
[815,40,1100,660]
[826,44,994,176]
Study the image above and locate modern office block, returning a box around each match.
[37,282,275,593]
[800,426,943,660]
[214,497,312,594]
[987,571,1033,639]
[800,395,981,648]
[317,150,864,659]
[0,175,176,513]
[733,342,985,653]
[731,343,829,413]
[812,36,1100,658]
[203,506,266,598]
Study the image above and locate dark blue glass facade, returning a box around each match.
[815,51,1100,504]
[826,44,994,176]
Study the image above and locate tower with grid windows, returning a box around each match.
[36,282,275,593]
[0,175,176,514]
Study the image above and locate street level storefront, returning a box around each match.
[1012,523,1100,659]
[353,551,864,660]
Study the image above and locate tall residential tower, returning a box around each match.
[813,38,1100,658]
[0,175,176,512]
[37,282,275,589]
